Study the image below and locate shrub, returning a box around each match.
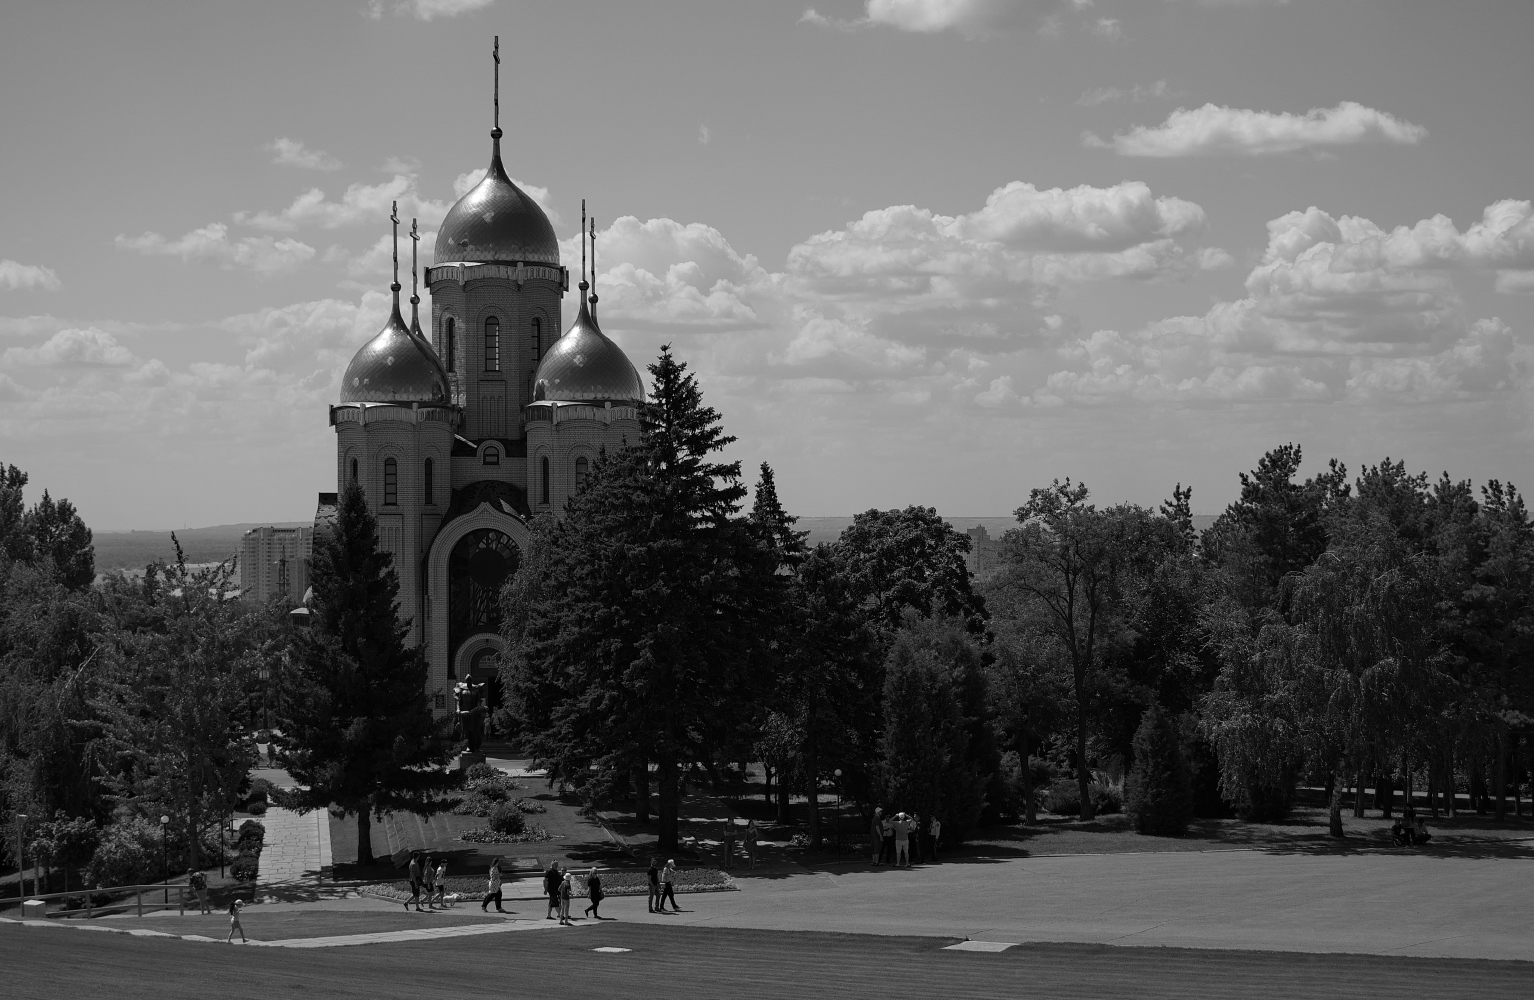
[1044,778,1122,816]
[247,777,277,803]
[83,818,160,888]
[1044,778,1082,816]
[231,853,260,881]
[1125,704,1194,836]
[246,800,268,816]
[464,762,501,782]
[237,820,265,844]
[488,802,526,836]
[513,798,546,814]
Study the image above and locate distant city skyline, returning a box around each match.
[2,1,1530,530]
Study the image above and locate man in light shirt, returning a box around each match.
[892,812,915,868]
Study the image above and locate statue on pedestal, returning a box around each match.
[453,679,487,754]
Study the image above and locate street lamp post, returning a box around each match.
[159,814,170,905]
[833,770,843,851]
[14,812,26,901]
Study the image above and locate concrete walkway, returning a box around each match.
[255,807,332,887]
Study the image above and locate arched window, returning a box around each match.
[483,446,500,466]
[575,456,589,483]
[531,317,542,364]
[383,457,398,505]
[423,457,434,505]
[541,455,551,505]
[349,458,358,485]
[445,318,456,373]
[484,316,500,372]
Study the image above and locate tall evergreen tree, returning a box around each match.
[504,346,781,853]
[750,462,808,571]
[1125,702,1194,836]
[276,482,456,866]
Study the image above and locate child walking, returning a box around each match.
[226,899,247,944]
[558,871,574,924]
[433,858,449,908]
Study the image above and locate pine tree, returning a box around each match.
[1125,702,1194,836]
[504,346,781,853]
[751,462,808,570]
[276,482,456,867]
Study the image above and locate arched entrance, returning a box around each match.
[448,528,519,674]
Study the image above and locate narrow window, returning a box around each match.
[349,458,358,484]
[445,318,456,373]
[383,457,398,505]
[531,317,542,364]
[541,456,551,505]
[575,456,589,482]
[483,446,500,466]
[423,457,434,505]
[484,316,500,372]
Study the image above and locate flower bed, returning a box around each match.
[360,867,735,903]
[458,822,555,844]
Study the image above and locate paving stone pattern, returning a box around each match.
[256,807,331,886]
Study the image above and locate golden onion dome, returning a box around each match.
[532,290,644,404]
[340,292,451,405]
[434,130,559,266]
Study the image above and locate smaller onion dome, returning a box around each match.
[532,293,643,404]
[340,293,451,405]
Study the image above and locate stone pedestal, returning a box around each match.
[455,752,487,772]
[21,899,46,920]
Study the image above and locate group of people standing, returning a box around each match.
[870,808,940,868]
[718,819,760,870]
[403,851,452,910]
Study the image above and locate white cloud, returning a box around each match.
[3,328,136,368]
[1167,0,1289,6]
[698,124,712,146]
[236,174,451,231]
[345,229,438,279]
[1089,101,1428,157]
[1077,80,1174,106]
[393,0,494,20]
[0,259,62,292]
[268,137,342,171]
[116,223,316,273]
[803,0,1069,39]
[1030,201,1532,407]
[1090,17,1122,38]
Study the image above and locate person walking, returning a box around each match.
[869,807,885,864]
[405,852,423,911]
[583,867,604,919]
[647,859,661,913]
[558,871,574,924]
[481,860,505,913]
[720,820,737,870]
[545,862,562,919]
[421,855,436,910]
[744,819,759,870]
[928,814,942,862]
[433,858,450,908]
[225,899,247,944]
[658,859,680,912]
[188,867,210,914]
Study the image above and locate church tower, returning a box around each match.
[320,37,643,716]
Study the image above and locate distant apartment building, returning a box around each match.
[965,525,1002,580]
[240,526,313,606]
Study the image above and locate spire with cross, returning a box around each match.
[409,217,422,336]
[390,201,401,304]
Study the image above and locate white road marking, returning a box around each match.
[593,946,632,953]
[944,940,1017,952]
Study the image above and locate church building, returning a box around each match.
[314,43,644,711]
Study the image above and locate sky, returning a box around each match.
[1,0,1531,530]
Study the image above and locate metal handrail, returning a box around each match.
[12,882,188,919]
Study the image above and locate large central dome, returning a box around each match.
[434,131,559,266]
